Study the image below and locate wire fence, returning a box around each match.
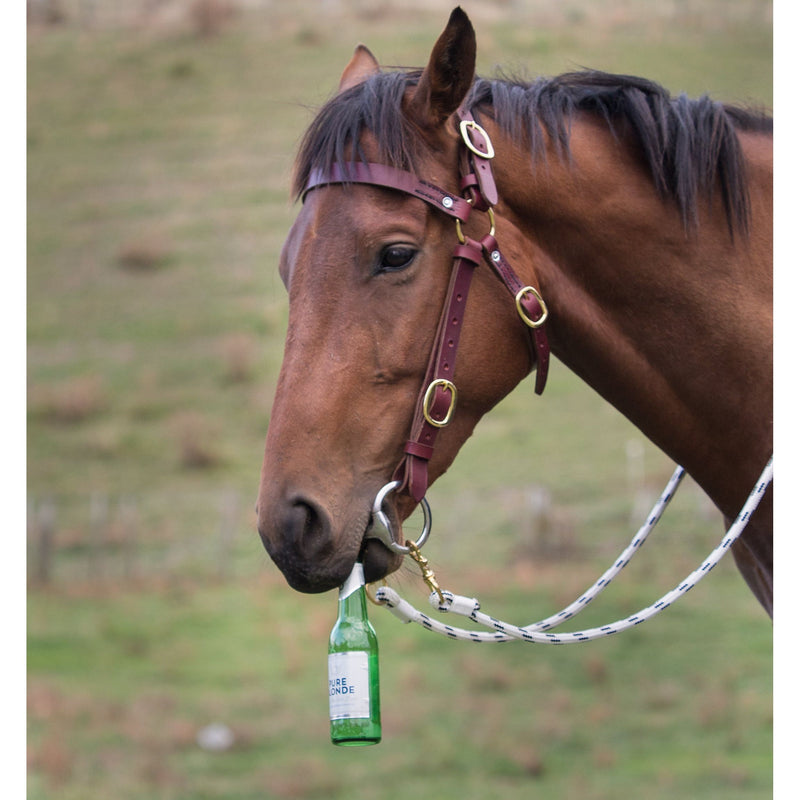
[27,468,719,592]
[27,488,267,588]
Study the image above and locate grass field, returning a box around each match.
[27,1,773,798]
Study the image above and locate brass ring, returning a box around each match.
[455,207,495,245]
[486,207,496,238]
[455,217,466,245]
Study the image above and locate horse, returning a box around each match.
[256,8,773,616]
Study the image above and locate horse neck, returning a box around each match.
[487,116,773,516]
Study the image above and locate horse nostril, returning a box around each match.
[257,495,329,553]
[256,493,341,593]
[268,495,333,568]
[289,497,328,547]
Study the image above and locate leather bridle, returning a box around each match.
[302,110,550,504]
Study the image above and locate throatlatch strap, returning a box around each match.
[479,234,550,395]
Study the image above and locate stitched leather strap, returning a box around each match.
[479,234,550,395]
[457,108,498,209]
[305,163,472,222]
[396,238,483,501]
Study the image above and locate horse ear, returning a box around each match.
[339,44,380,92]
[408,7,476,127]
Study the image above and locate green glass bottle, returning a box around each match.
[328,562,381,746]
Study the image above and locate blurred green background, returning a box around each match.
[27,1,772,798]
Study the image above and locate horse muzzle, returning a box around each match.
[256,487,405,593]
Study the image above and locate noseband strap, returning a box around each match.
[302,115,550,503]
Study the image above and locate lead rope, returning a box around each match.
[372,456,773,643]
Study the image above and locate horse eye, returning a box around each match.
[377,245,417,273]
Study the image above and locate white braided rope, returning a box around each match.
[374,457,773,644]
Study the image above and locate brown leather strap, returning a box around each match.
[457,108,498,209]
[305,163,473,223]
[395,238,483,501]
[479,234,550,395]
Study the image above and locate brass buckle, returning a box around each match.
[459,119,496,159]
[422,379,457,427]
[515,286,549,328]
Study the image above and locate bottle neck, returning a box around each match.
[338,562,367,617]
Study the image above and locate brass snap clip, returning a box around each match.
[406,540,445,606]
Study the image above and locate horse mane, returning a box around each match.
[292,68,772,234]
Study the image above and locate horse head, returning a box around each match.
[256,9,539,592]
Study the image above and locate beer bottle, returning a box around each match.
[328,562,381,746]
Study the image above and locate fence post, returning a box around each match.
[35,497,56,585]
[524,485,553,556]
[118,495,139,581]
[626,439,653,524]
[88,492,109,582]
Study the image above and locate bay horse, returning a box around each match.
[256,8,773,616]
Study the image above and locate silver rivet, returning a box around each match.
[491,250,501,262]
[442,196,454,209]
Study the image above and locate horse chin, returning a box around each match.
[264,529,403,595]
[258,488,406,593]
[360,538,404,585]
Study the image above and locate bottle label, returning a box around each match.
[328,651,370,720]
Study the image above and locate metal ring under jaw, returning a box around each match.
[515,286,549,329]
[368,480,432,555]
